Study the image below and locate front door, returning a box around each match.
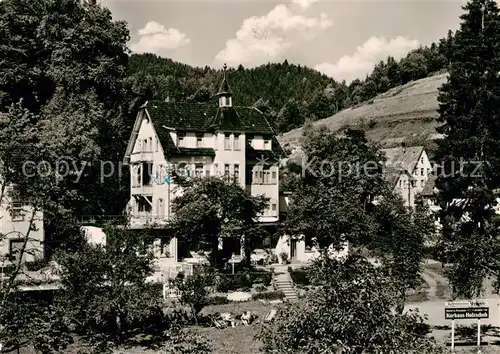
[157,198,165,218]
[290,239,297,259]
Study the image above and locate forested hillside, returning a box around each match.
[125,30,455,133]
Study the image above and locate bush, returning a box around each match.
[289,268,310,286]
[25,258,50,272]
[216,270,273,292]
[206,296,229,306]
[254,284,267,292]
[252,291,285,301]
[216,273,252,292]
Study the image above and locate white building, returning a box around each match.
[382,144,433,208]
[0,190,44,265]
[122,65,284,269]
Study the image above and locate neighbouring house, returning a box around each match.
[122,64,285,272]
[0,189,44,266]
[382,144,433,209]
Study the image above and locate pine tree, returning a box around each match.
[435,0,500,297]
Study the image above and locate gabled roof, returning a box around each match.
[123,100,279,164]
[421,174,437,197]
[384,166,402,188]
[381,146,424,174]
[145,101,275,135]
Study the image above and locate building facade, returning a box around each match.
[123,66,284,268]
[0,190,44,266]
[382,145,433,208]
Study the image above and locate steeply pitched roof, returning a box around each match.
[146,101,275,135]
[421,174,437,196]
[381,146,424,174]
[384,166,402,188]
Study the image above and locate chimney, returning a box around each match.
[401,142,407,153]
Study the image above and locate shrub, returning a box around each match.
[252,291,285,301]
[254,284,267,292]
[279,252,289,264]
[206,296,229,306]
[289,268,310,286]
[248,270,272,287]
[26,258,49,272]
[216,273,252,292]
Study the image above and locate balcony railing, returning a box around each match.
[130,151,154,162]
[129,213,166,227]
[131,185,153,195]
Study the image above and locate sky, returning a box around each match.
[102,0,467,83]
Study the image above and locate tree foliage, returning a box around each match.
[260,255,445,354]
[170,177,268,266]
[434,0,500,298]
[283,127,435,303]
[55,223,165,349]
[0,0,131,251]
[126,33,454,134]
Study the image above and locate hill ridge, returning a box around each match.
[279,73,448,154]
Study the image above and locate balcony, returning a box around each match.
[131,185,153,195]
[129,213,166,228]
[130,151,154,163]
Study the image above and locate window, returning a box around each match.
[234,134,240,150]
[421,180,425,187]
[158,165,164,184]
[205,169,210,177]
[143,139,147,151]
[224,164,230,179]
[214,163,219,175]
[264,138,271,150]
[399,179,402,187]
[196,135,203,148]
[271,203,277,212]
[234,164,239,180]
[421,168,424,176]
[421,157,424,163]
[11,202,24,221]
[224,134,231,150]
[10,239,25,263]
[149,137,153,151]
[195,164,203,178]
[177,133,185,147]
[155,138,159,152]
[271,171,277,183]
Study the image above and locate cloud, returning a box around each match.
[315,36,419,83]
[130,21,190,54]
[215,4,333,67]
[292,0,318,9]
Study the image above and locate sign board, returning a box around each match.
[445,307,489,320]
[445,300,488,308]
[444,299,490,351]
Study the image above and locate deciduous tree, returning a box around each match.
[170,177,268,267]
[260,255,445,354]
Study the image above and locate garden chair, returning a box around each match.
[263,308,277,323]
[212,316,227,329]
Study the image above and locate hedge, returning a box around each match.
[252,291,285,301]
[215,271,272,292]
[288,267,310,286]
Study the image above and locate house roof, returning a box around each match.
[384,166,402,188]
[421,174,437,197]
[146,101,275,135]
[123,100,281,163]
[381,146,424,174]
